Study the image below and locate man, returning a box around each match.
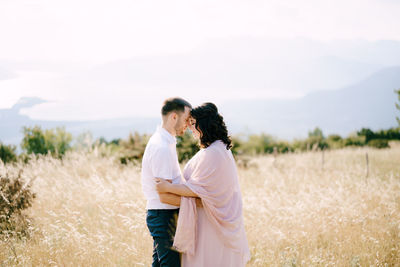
[141,97,192,267]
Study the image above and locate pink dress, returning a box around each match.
[173,140,250,267]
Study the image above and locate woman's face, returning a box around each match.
[188,117,201,140]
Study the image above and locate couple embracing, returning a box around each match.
[141,97,250,267]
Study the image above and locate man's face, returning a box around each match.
[174,106,191,136]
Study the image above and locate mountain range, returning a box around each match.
[223,66,400,138]
[1,66,399,145]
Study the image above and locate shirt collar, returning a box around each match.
[157,125,176,145]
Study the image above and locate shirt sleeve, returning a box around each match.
[151,146,173,180]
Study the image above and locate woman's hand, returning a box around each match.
[195,197,203,208]
[155,178,198,197]
[155,178,171,193]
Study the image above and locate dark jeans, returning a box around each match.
[146,209,180,267]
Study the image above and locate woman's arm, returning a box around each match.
[155,178,198,197]
[159,192,181,206]
[158,192,203,207]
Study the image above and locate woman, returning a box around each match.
[155,102,250,266]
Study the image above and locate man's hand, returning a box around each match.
[155,177,172,193]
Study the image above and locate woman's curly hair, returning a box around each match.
[190,102,232,150]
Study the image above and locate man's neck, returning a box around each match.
[161,123,176,137]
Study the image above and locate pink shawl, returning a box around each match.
[173,140,249,258]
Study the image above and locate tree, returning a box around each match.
[306,127,328,150]
[308,127,324,138]
[21,126,47,155]
[357,128,375,143]
[21,126,72,156]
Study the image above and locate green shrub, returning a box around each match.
[238,134,275,155]
[0,143,17,164]
[119,132,149,164]
[176,132,199,162]
[327,134,342,142]
[274,141,293,153]
[306,127,328,150]
[291,139,308,151]
[231,136,244,156]
[367,139,389,149]
[344,135,366,147]
[0,170,36,238]
[327,134,344,149]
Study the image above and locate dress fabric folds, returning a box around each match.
[173,140,250,267]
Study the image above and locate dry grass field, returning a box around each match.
[1,144,399,266]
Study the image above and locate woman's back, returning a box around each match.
[178,140,250,266]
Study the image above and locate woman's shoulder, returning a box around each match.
[206,140,228,151]
[203,140,229,158]
[188,141,228,164]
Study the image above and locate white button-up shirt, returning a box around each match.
[141,125,182,210]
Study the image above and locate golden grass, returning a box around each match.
[1,145,399,266]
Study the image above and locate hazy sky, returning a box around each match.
[1,0,400,120]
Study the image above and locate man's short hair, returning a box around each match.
[161,97,192,116]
